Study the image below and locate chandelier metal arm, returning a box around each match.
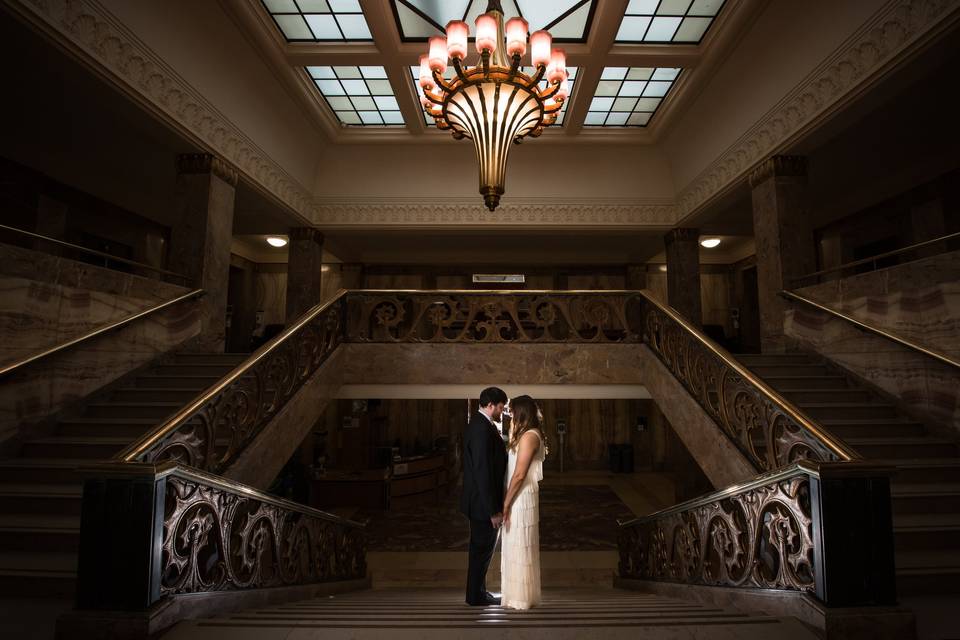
[526,64,547,89]
[431,68,453,94]
[452,57,469,84]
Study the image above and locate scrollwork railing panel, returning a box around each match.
[345,292,642,343]
[161,471,366,596]
[118,296,345,473]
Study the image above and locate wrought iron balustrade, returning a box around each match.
[77,462,366,611]
[617,461,897,608]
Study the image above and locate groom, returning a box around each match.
[461,386,508,606]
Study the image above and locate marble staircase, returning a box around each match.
[0,351,248,598]
[737,352,960,595]
[163,587,819,640]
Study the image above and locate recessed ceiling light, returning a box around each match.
[658,264,667,272]
[266,236,288,248]
[700,237,721,248]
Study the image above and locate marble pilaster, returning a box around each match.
[285,227,324,322]
[749,155,814,352]
[168,153,237,352]
[664,228,702,326]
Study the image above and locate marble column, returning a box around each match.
[285,227,324,322]
[664,228,702,326]
[169,153,237,352]
[749,155,814,353]
[626,264,647,290]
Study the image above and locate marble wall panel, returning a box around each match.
[785,304,960,435]
[795,250,960,359]
[0,297,201,445]
[254,271,287,327]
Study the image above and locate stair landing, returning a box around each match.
[164,588,819,639]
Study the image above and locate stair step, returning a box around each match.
[820,418,926,439]
[844,437,959,459]
[57,419,161,438]
[896,549,960,595]
[758,375,850,390]
[893,513,960,551]
[152,363,241,376]
[20,436,136,460]
[0,551,76,597]
[171,353,248,366]
[0,514,80,552]
[110,387,202,403]
[0,459,84,484]
[0,483,82,515]
[82,402,183,419]
[746,363,832,377]
[891,483,960,515]
[881,459,960,484]
[797,402,899,420]
[735,353,817,365]
[779,388,874,403]
[133,375,224,389]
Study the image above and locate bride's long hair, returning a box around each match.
[507,395,549,455]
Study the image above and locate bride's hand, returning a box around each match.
[503,506,511,526]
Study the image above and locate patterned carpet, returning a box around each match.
[356,485,634,551]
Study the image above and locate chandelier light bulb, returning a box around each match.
[428,36,448,73]
[446,20,469,60]
[700,237,722,248]
[557,74,571,100]
[475,14,498,54]
[418,54,433,89]
[530,30,552,67]
[266,236,287,248]
[505,17,529,57]
[547,49,567,84]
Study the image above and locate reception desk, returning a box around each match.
[311,452,449,510]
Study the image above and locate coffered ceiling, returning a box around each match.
[228,0,756,143]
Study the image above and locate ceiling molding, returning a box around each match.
[310,198,676,229]
[4,0,319,226]
[674,0,960,223]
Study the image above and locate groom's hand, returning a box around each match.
[491,512,503,528]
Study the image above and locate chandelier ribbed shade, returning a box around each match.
[421,1,567,211]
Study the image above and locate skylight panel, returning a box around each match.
[615,0,724,43]
[263,0,372,42]
[308,66,405,126]
[584,67,681,127]
[393,1,596,42]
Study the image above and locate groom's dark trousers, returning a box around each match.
[460,411,507,604]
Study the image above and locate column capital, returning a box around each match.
[176,153,239,187]
[664,227,700,246]
[749,155,807,187]
[289,227,325,246]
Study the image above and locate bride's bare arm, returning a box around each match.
[502,431,541,525]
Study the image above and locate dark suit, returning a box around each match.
[460,411,507,604]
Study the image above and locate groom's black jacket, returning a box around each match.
[460,411,507,521]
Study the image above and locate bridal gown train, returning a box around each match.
[500,430,545,610]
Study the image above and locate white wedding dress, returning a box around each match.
[500,430,545,610]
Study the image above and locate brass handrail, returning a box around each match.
[781,289,960,370]
[0,289,206,378]
[638,290,861,463]
[791,231,960,286]
[118,289,349,464]
[0,223,192,283]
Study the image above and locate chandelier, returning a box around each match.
[418,1,569,211]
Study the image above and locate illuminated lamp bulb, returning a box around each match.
[475,13,498,54]
[418,54,434,90]
[266,236,287,248]
[700,237,721,248]
[446,20,469,60]
[530,30,552,68]
[547,48,567,84]
[428,36,448,73]
[505,17,528,57]
[556,73,570,100]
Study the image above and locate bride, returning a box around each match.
[500,395,548,610]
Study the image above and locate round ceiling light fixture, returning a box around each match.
[266,236,288,248]
[700,237,721,248]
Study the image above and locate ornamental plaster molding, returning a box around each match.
[6,0,316,223]
[675,0,960,222]
[311,199,677,228]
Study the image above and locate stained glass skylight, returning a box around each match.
[393,1,596,42]
[263,0,372,42]
[308,66,405,126]
[410,67,578,127]
[615,0,724,44]
[583,67,680,127]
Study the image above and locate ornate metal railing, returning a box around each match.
[617,461,896,607]
[639,293,860,471]
[344,290,643,343]
[77,462,366,611]
[116,292,346,472]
